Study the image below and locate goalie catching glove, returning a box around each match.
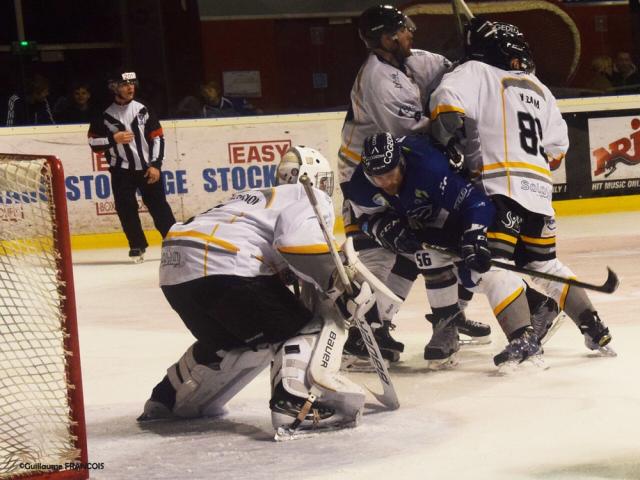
[361,211,421,254]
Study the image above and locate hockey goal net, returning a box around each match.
[0,155,87,480]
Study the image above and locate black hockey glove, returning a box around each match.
[362,212,421,254]
[460,225,491,273]
[433,139,465,173]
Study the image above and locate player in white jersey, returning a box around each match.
[138,147,380,436]
[429,19,612,353]
[339,5,490,368]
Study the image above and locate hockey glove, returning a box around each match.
[434,140,465,173]
[362,212,421,254]
[460,225,491,273]
[335,281,375,327]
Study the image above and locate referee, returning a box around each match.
[88,70,175,262]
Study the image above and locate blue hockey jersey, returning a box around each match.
[344,135,495,250]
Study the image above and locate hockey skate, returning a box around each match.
[341,322,404,372]
[424,313,460,369]
[529,295,565,345]
[579,310,616,357]
[129,247,145,264]
[456,313,491,346]
[271,386,360,441]
[493,327,546,373]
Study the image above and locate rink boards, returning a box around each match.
[0,95,639,248]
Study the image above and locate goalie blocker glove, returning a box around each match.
[334,281,376,327]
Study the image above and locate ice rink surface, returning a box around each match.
[74,212,640,480]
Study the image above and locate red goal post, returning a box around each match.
[0,154,88,480]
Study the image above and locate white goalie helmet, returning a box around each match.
[276,146,334,196]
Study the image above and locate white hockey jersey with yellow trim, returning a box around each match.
[430,60,568,216]
[339,49,451,183]
[159,183,335,287]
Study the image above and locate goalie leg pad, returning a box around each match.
[270,317,365,431]
[170,343,272,418]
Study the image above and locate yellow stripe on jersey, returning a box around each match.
[487,231,518,245]
[493,286,525,317]
[430,104,465,120]
[502,77,546,98]
[229,213,245,223]
[500,82,511,197]
[265,187,276,209]
[482,161,552,179]
[165,230,239,253]
[344,224,361,234]
[278,244,334,255]
[341,67,366,159]
[520,235,556,245]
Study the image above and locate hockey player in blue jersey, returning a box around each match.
[344,132,546,368]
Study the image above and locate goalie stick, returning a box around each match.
[299,174,400,410]
[419,242,619,294]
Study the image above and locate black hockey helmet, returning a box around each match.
[464,18,535,73]
[358,5,416,49]
[361,132,405,177]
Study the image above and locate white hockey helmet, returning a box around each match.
[276,146,334,196]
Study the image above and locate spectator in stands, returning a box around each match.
[584,55,614,95]
[54,81,98,124]
[175,80,257,118]
[4,74,55,126]
[611,51,640,94]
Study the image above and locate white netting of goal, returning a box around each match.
[0,159,80,478]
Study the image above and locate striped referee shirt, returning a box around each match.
[88,99,164,170]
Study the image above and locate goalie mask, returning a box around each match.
[464,18,535,73]
[276,146,334,196]
[358,5,416,49]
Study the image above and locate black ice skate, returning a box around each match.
[341,322,403,372]
[455,313,491,346]
[424,313,460,369]
[493,327,545,372]
[578,310,616,356]
[129,247,146,264]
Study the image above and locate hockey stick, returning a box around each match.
[491,261,619,294]
[452,0,475,21]
[419,242,619,294]
[299,175,400,410]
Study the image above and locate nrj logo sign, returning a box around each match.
[592,118,640,177]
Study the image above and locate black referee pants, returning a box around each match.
[110,167,176,249]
